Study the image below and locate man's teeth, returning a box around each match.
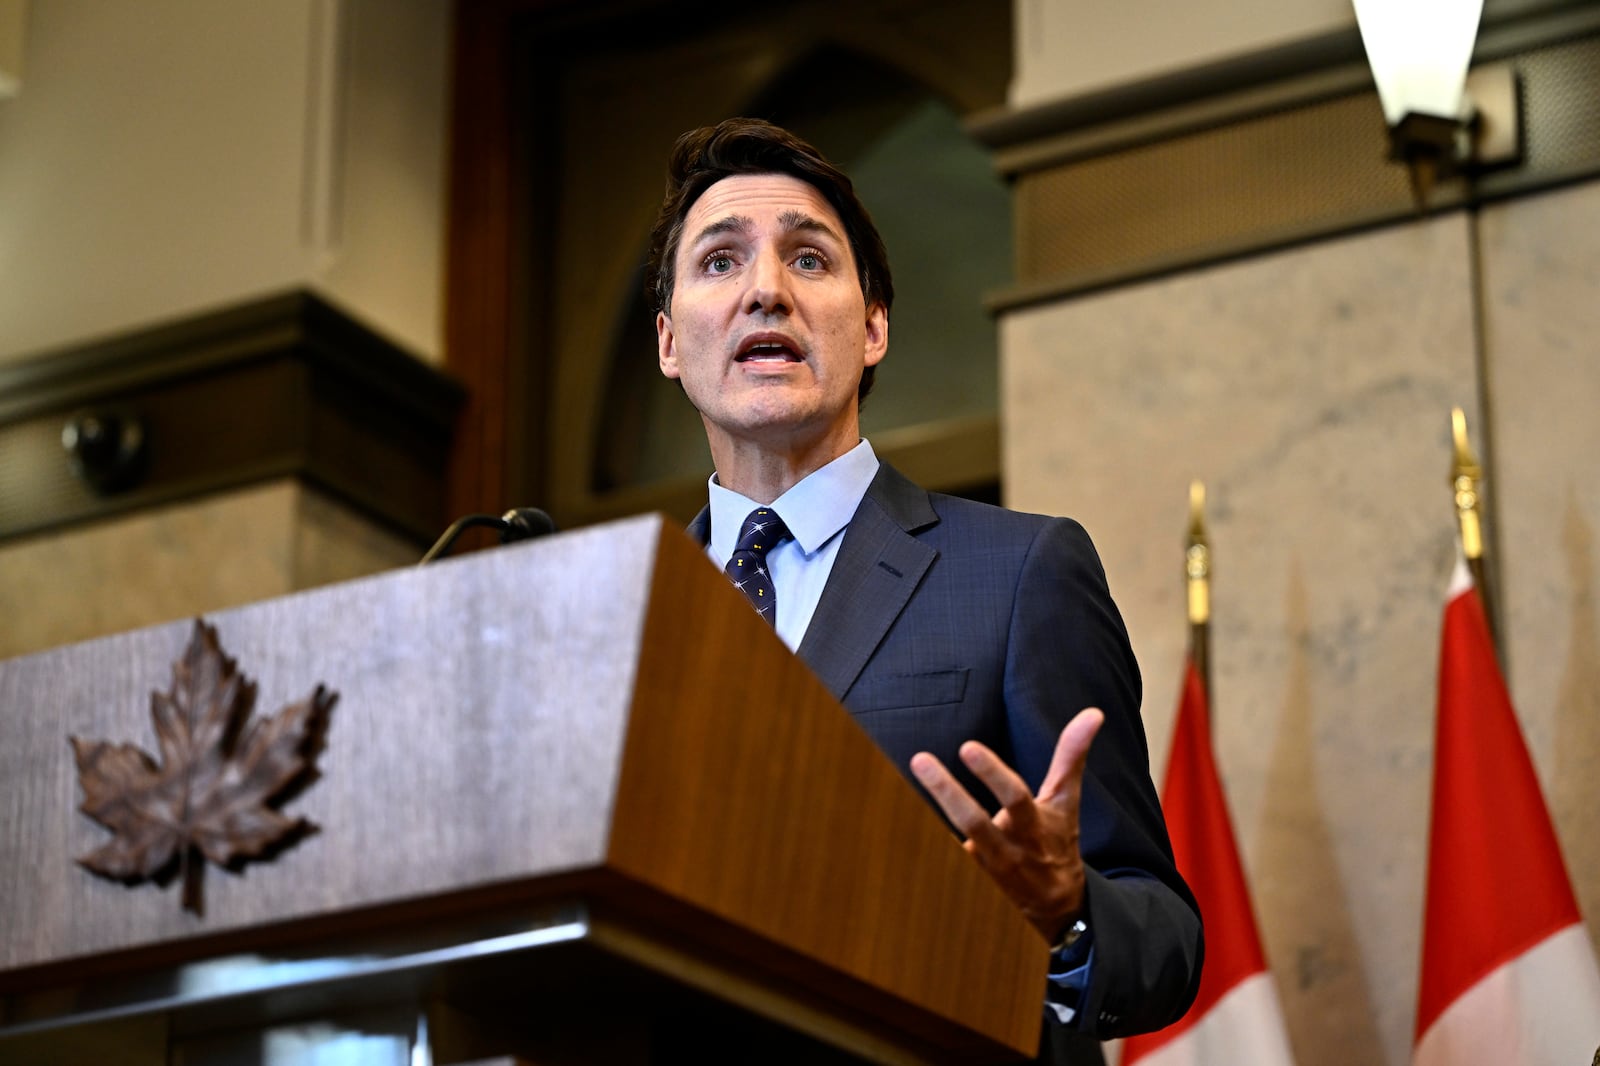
[742,343,796,360]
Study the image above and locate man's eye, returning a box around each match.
[704,253,735,274]
[795,252,825,271]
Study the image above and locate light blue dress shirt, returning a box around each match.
[706,439,880,651]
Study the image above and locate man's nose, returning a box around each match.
[745,249,792,314]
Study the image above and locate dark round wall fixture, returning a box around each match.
[62,409,148,495]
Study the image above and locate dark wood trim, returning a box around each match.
[984,201,1449,315]
[0,290,463,545]
[443,0,520,521]
[443,0,576,520]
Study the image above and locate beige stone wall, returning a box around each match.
[1011,0,1352,107]
[1478,180,1600,948]
[0,481,416,661]
[1001,192,1600,1064]
[0,0,449,364]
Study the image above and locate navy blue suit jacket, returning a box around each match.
[693,461,1202,1063]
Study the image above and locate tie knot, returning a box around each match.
[734,508,790,558]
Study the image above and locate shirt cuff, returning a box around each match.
[1044,941,1095,1025]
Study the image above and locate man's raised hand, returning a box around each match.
[909,707,1105,943]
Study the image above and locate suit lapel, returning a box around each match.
[687,465,939,702]
[797,463,938,701]
[688,506,711,547]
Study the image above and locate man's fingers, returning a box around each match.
[909,752,1010,849]
[1039,707,1105,803]
[957,740,1042,831]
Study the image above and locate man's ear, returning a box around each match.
[863,302,889,369]
[656,311,680,379]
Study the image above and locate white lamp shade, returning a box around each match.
[1353,0,1486,125]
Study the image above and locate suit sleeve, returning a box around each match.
[1004,517,1204,1037]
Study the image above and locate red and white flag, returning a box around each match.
[1120,659,1296,1065]
[1413,561,1600,1066]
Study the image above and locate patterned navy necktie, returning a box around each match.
[725,507,790,624]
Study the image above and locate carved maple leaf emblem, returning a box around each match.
[71,619,335,913]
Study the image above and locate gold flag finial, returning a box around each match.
[1186,480,1210,627]
[1450,407,1485,561]
[1185,480,1214,706]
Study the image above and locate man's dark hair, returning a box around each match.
[645,118,894,404]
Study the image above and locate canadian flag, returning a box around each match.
[1120,659,1296,1065]
[1413,562,1600,1065]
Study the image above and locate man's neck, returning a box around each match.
[706,420,861,504]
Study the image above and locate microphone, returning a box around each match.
[499,506,556,542]
[418,507,557,565]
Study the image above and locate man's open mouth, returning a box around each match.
[736,337,804,362]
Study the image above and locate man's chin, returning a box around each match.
[703,393,814,430]
[703,404,846,447]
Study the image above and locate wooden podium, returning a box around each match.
[0,516,1048,1064]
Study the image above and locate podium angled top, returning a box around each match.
[0,514,1047,1059]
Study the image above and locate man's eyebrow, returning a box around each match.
[778,210,843,243]
[689,214,753,246]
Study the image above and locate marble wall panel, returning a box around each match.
[1001,216,1480,1066]
[0,481,416,661]
[292,486,421,591]
[1478,177,1600,951]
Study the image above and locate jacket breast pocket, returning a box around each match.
[847,667,970,714]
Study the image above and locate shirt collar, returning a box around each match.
[708,439,879,559]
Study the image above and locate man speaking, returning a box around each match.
[647,118,1203,1065]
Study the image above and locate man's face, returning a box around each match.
[656,173,888,456]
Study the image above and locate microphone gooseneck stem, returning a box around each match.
[417,514,507,565]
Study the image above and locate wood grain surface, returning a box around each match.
[0,516,659,971]
[608,526,1046,1058]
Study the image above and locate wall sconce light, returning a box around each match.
[1353,0,1521,207]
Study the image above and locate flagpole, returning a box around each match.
[1125,481,1298,1066]
[1186,480,1212,709]
[1450,407,1498,647]
[1413,410,1600,1063]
